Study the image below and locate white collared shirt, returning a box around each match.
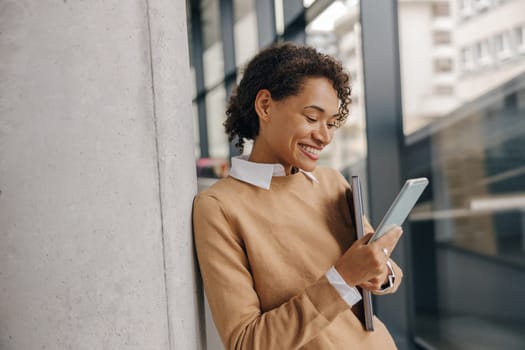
[230,155,319,189]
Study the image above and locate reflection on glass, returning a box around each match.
[399,0,525,348]
[205,85,229,160]
[398,0,458,134]
[408,74,525,350]
[306,1,367,174]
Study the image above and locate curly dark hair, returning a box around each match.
[224,42,352,153]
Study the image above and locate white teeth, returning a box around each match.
[300,144,321,155]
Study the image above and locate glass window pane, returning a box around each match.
[398,0,525,347]
[515,25,525,51]
[203,42,225,88]
[434,57,453,72]
[234,0,259,68]
[201,0,225,89]
[433,31,451,45]
[432,2,450,17]
[306,0,369,206]
[205,85,229,160]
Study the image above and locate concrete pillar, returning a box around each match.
[0,1,204,349]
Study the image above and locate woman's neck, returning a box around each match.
[248,141,293,175]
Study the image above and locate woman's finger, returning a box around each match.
[373,226,403,254]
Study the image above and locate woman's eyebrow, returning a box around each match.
[304,105,324,112]
[304,105,339,117]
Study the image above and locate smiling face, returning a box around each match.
[250,77,340,175]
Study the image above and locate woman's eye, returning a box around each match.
[304,115,317,123]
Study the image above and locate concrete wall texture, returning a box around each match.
[0,1,204,349]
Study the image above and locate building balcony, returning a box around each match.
[432,18,453,31]
[433,73,456,85]
[433,46,455,58]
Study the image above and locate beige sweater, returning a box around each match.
[193,167,402,349]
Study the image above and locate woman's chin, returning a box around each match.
[298,161,317,172]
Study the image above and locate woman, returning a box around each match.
[193,42,403,349]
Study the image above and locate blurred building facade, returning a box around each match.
[187,0,525,349]
[455,0,525,100]
[399,0,460,134]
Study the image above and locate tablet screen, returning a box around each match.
[369,178,429,243]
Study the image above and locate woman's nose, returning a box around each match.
[313,124,332,145]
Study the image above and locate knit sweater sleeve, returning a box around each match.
[193,193,349,350]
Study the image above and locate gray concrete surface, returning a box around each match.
[0,0,203,349]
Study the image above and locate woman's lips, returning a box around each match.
[299,144,321,160]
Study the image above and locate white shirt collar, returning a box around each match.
[229,155,319,190]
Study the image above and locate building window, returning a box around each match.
[433,31,451,45]
[515,25,525,54]
[461,46,475,72]
[434,57,454,73]
[473,0,491,12]
[495,32,512,61]
[475,39,492,67]
[459,0,474,19]
[432,2,450,17]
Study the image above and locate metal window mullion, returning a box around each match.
[282,0,305,44]
[219,0,240,157]
[190,0,209,158]
[359,0,414,348]
[255,0,277,48]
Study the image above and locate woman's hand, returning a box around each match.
[334,226,403,290]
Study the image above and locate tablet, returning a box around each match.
[368,177,429,243]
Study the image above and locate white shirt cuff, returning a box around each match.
[325,266,362,307]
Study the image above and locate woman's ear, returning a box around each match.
[254,89,272,123]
